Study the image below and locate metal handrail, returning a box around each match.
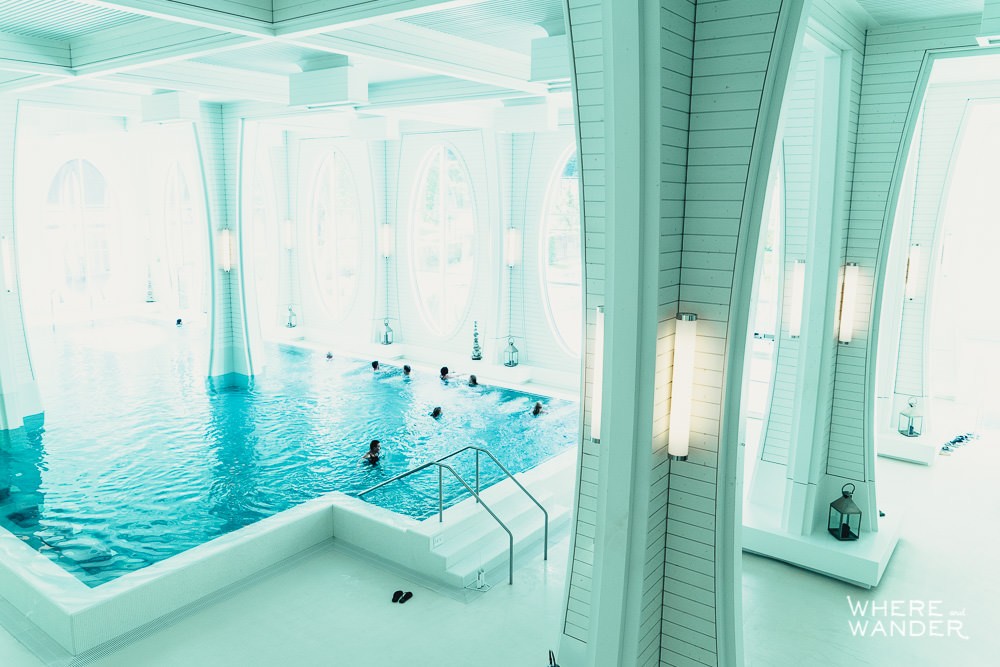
[358,444,550,569]
[435,462,514,585]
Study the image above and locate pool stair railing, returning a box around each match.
[358,446,550,585]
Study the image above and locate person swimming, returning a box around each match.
[326,351,333,360]
[531,401,544,416]
[403,364,411,376]
[468,374,478,387]
[430,406,443,419]
[363,439,381,464]
[439,366,450,380]
[371,360,380,371]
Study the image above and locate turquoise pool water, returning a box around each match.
[0,321,577,587]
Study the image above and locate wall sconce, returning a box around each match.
[904,243,921,300]
[1,235,14,293]
[668,313,698,461]
[286,305,298,328]
[282,220,294,250]
[789,259,805,338]
[218,228,233,272]
[591,305,605,443]
[504,227,521,268]
[379,224,393,259]
[839,262,859,344]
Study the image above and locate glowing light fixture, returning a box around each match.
[282,220,294,250]
[504,227,521,268]
[1,236,14,293]
[218,228,233,272]
[839,262,859,344]
[591,305,605,443]
[669,313,698,461]
[904,243,921,300]
[789,259,806,338]
[379,224,393,259]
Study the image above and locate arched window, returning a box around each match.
[163,164,205,314]
[310,151,361,319]
[540,150,582,355]
[410,145,476,336]
[45,159,113,302]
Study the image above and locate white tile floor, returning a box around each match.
[1,432,997,667]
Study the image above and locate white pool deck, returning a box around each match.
[2,434,998,666]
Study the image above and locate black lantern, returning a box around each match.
[828,483,862,541]
[897,397,922,437]
[503,337,519,367]
[380,318,394,345]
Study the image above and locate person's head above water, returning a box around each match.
[440,366,449,379]
[403,364,411,375]
[369,439,381,453]
[371,360,379,371]
[468,374,478,386]
[431,406,443,419]
[532,401,543,416]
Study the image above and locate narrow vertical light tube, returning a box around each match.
[504,227,521,268]
[839,262,859,344]
[905,243,921,300]
[218,229,232,272]
[1,236,14,292]
[591,305,605,443]
[669,313,698,461]
[281,220,294,250]
[379,224,393,259]
[789,259,806,338]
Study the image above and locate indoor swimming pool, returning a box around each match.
[0,321,577,588]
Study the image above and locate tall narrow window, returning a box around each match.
[540,150,582,355]
[163,164,206,315]
[411,145,476,336]
[310,151,361,320]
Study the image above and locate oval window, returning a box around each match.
[410,145,476,336]
[540,150,582,355]
[310,151,362,319]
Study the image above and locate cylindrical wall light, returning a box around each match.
[669,313,698,461]
[379,224,393,259]
[281,220,294,251]
[904,243,921,300]
[1,235,14,293]
[504,227,522,268]
[839,262,859,344]
[591,305,605,443]
[789,259,806,338]
[218,228,233,272]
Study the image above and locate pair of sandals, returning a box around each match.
[391,590,413,604]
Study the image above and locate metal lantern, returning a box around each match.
[898,397,922,437]
[828,483,862,541]
[503,337,519,367]
[380,318,394,345]
[286,305,297,328]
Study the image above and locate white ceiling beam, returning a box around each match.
[272,0,485,37]
[64,0,273,37]
[0,32,73,76]
[367,76,523,108]
[0,73,70,94]
[69,20,259,76]
[286,21,545,95]
[108,61,289,104]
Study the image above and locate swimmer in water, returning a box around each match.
[371,360,380,371]
[531,401,544,416]
[326,351,333,360]
[362,440,381,464]
[431,406,443,419]
[468,374,478,387]
[439,366,450,380]
[403,364,411,376]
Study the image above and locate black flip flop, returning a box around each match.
[399,591,413,604]
[392,590,404,603]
